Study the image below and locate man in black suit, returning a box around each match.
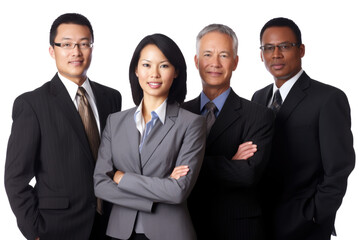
[4,13,122,240]
[182,24,274,240]
[252,17,355,240]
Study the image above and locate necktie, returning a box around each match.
[270,89,282,114]
[205,101,217,136]
[77,87,102,214]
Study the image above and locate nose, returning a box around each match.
[272,46,283,59]
[151,67,160,78]
[71,44,83,56]
[210,55,221,68]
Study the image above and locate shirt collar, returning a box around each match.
[200,87,231,114]
[272,69,304,102]
[134,98,167,126]
[57,72,94,102]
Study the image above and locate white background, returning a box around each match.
[0,0,359,239]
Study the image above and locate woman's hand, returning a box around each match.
[113,170,125,184]
[170,165,189,180]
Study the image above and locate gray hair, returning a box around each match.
[196,23,238,59]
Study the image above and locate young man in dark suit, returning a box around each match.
[4,13,122,240]
[252,17,355,240]
[182,24,275,240]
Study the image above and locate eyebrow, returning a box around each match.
[140,59,170,64]
[60,37,91,41]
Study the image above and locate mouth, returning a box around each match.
[271,63,285,70]
[148,82,162,89]
[69,60,84,66]
[207,71,222,77]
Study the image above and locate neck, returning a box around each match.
[202,86,230,101]
[142,95,166,123]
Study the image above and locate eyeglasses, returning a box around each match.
[260,42,300,54]
[54,42,93,49]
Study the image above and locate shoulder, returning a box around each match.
[91,81,122,98]
[178,107,205,123]
[307,78,349,105]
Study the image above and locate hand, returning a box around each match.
[170,165,189,180]
[113,170,124,184]
[232,141,257,160]
[35,238,40,240]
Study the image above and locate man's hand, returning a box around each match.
[232,141,257,160]
[170,165,189,180]
[113,170,125,184]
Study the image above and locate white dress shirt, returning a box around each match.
[268,69,304,107]
[58,73,100,134]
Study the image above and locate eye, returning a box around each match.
[280,43,291,50]
[220,54,228,58]
[264,45,275,51]
[80,42,90,47]
[142,63,150,67]
[203,53,211,57]
[160,64,169,68]
[62,42,72,47]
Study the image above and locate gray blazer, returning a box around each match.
[94,103,206,240]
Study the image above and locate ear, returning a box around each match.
[299,44,305,58]
[174,69,179,79]
[194,54,199,70]
[135,67,138,77]
[232,55,239,71]
[260,51,264,62]
[49,46,55,59]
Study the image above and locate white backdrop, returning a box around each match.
[1,0,359,239]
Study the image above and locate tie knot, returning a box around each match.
[274,89,282,103]
[205,101,217,113]
[77,87,86,97]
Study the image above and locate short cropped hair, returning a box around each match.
[260,17,302,44]
[196,24,238,58]
[129,34,187,106]
[49,13,94,46]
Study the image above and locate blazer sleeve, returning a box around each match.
[315,90,355,223]
[4,96,42,240]
[94,116,154,212]
[204,108,275,187]
[117,115,206,205]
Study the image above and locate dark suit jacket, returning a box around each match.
[252,72,355,240]
[5,74,122,240]
[182,89,275,240]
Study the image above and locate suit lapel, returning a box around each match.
[49,74,94,162]
[276,72,310,125]
[140,103,178,168]
[90,80,108,132]
[207,90,242,147]
[124,108,142,173]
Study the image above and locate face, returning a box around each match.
[195,31,238,91]
[135,44,177,102]
[49,23,93,85]
[261,26,305,82]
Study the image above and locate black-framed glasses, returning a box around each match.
[260,42,300,53]
[54,42,93,49]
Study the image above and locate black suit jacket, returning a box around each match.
[252,72,355,240]
[182,89,274,240]
[5,74,122,240]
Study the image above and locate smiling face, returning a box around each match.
[135,44,177,103]
[261,26,305,86]
[49,23,93,86]
[195,31,238,95]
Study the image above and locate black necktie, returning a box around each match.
[270,89,282,114]
[77,87,103,214]
[205,101,217,136]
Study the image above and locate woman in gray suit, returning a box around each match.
[94,34,206,240]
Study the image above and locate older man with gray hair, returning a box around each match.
[182,24,275,240]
